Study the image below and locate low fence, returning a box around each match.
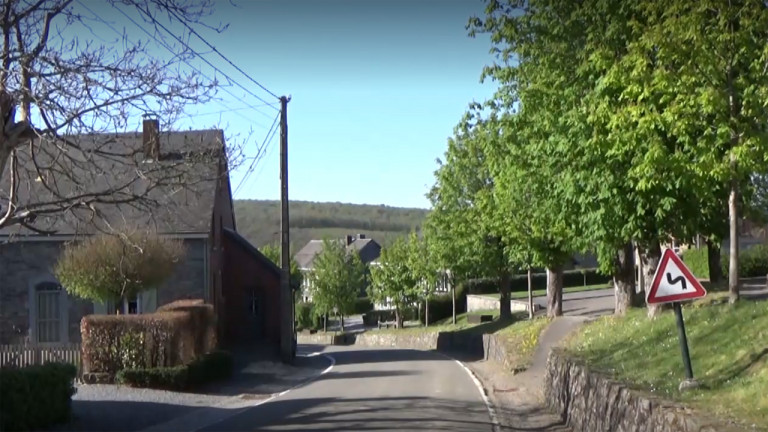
[0,343,82,377]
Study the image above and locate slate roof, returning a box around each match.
[0,128,226,237]
[294,236,382,270]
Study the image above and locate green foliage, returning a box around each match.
[566,301,768,426]
[0,362,77,431]
[260,243,303,291]
[353,297,374,315]
[116,350,233,391]
[56,231,185,304]
[419,284,468,325]
[734,244,768,278]
[116,366,188,391]
[310,239,366,318]
[368,237,421,324]
[464,269,610,294]
[295,302,323,331]
[361,308,417,326]
[682,248,710,279]
[233,200,428,249]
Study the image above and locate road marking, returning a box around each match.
[138,352,335,432]
[444,355,500,432]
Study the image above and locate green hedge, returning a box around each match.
[362,308,417,326]
[465,269,610,295]
[683,244,768,280]
[295,302,323,331]
[116,350,234,392]
[420,284,468,325]
[0,362,77,431]
[353,297,374,315]
[682,247,710,279]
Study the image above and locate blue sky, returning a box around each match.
[80,0,497,209]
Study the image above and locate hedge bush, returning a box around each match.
[157,299,216,357]
[295,302,323,331]
[0,362,77,431]
[361,308,417,326]
[465,269,610,295]
[420,284,468,325]
[735,243,768,278]
[116,350,234,392]
[682,247,710,279]
[353,297,374,315]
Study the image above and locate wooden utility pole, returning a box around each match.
[279,95,294,363]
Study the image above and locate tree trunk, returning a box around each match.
[395,307,403,329]
[613,242,637,315]
[323,313,327,332]
[499,269,512,319]
[425,297,430,327]
[340,314,344,332]
[728,177,740,303]
[546,266,563,318]
[706,238,723,284]
[640,243,663,318]
[527,268,534,319]
[451,277,457,325]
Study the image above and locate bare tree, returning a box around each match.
[0,0,241,233]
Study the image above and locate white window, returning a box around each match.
[34,281,64,343]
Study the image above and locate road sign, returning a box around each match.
[646,248,707,304]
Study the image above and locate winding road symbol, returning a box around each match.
[666,273,687,290]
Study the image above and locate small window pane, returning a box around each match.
[36,284,62,343]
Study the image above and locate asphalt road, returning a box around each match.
[197,346,494,432]
[534,288,615,317]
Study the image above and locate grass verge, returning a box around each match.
[565,298,768,429]
[481,283,610,300]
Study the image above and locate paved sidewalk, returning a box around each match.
[463,316,589,432]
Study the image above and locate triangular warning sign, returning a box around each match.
[647,249,707,304]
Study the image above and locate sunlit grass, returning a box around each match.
[566,299,768,429]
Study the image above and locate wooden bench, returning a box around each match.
[377,320,397,329]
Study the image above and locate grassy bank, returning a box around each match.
[481,283,610,300]
[565,298,768,429]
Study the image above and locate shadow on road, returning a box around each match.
[198,395,494,432]
[329,348,449,366]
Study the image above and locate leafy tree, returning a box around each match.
[309,239,365,331]
[406,231,439,326]
[260,243,303,295]
[55,231,185,307]
[368,237,420,329]
[0,0,230,232]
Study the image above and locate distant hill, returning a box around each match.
[234,200,429,250]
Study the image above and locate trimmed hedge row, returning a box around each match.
[353,297,374,315]
[420,284,468,325]
[116,350,234,392]
[81,299,217,377]
[0,362,77,431]
[295,302,324,331]
[361,308,417,326]
[465,268,611,295]
[683,244,768,280]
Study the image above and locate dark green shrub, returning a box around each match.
[295,302,323,331]
[187,350,234,387]
[682,247,710,279]
[116,365,188,391]
[465,269,609,295]
[353,297,374,315]
[362,308,417,326]
[720,243,768,279]
[0,362,77,431]
[420,283,468,325]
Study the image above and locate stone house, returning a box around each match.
[0,120,282,349]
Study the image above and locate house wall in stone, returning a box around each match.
[0,237,208,344]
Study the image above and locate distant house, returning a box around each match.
[295,234,381,300]
[0,120,283,349]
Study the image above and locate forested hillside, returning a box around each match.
[234,200,429,250]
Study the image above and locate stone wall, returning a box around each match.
[545,348,743,432]
[466,294,539,313]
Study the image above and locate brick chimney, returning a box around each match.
[358,234,366,240]
[142,118,159,160]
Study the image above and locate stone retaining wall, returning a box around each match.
[466,294,539,313]
[545,348,743,432]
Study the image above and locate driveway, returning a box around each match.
[191,346,495,432]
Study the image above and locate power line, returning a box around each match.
[250,127,279,186]
[77,0,273,125]
[128,3,279,114]
[166,8,280,101]
[234,110,280,195]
